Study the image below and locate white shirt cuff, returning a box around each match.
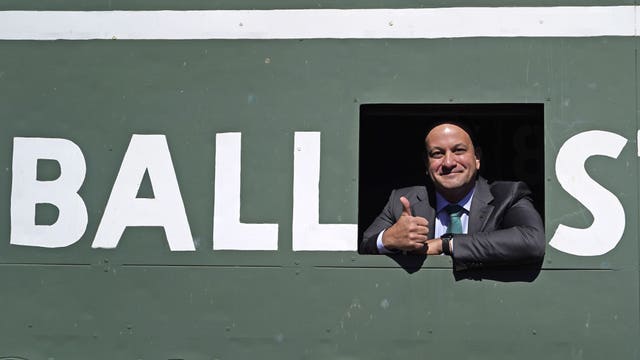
[376,229,397,254]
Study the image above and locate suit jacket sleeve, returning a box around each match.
[451,182,545,270]
[360,187,425,254]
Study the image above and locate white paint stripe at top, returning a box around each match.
[0,6,635,40]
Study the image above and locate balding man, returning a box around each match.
[361,122,545,270]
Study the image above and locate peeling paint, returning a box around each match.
[380,299,390,309]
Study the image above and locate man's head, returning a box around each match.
[424,123,480,202]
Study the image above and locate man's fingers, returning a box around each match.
[411,234,428,243]
[400,196,412,216]
[415,226,428,236]
[414,216,428,226]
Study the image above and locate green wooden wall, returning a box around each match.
[0,1,638,359]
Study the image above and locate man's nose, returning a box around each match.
[443,152,456,167]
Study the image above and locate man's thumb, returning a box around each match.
[400,196,412,216]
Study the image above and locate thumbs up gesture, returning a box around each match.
[382,196,430,251]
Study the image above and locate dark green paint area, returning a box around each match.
[0,35,638,357]
[35,203,60,226]
[0,266,636,359]
[136,169,155,198]
[1,38,636,268]
[36,159,61,181]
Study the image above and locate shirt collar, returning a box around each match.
[436,185,475,214]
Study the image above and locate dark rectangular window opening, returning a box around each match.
[358,103,544,253]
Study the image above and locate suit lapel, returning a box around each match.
[468,178,494,233]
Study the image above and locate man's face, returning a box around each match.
[425,124,480,200]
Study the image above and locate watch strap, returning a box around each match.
[441,233,453,256]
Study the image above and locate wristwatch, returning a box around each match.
[441,233,454,256]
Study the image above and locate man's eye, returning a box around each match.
[454,148,466,154]
[430,152,443,158]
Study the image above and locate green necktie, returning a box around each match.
[445,204,464,234]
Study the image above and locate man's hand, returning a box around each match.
[382,196,429,251]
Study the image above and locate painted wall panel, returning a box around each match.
[0,4,638,359]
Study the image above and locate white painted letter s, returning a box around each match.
[550,130,627,256]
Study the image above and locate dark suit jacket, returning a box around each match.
[361,177,545,270]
